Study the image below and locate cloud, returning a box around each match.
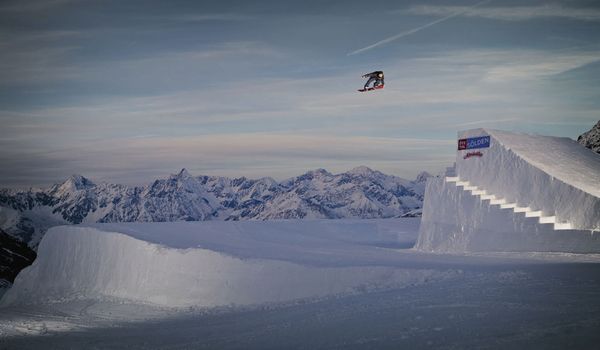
[163,14,255,22]
[0,133,455,187]
[0,0,75,12]
[1,61,502,137]
[0,40,283,86]
[0,30,81,46]
[4,46,593,141]
[484,54,600,82]
[0,29,86,85]
[2,43,598,187]
[455,118,518,127]
[405,3,600,22]
[417,49,600,82]
[348,0,491,55]
[0,46,82,85]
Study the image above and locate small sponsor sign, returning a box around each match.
[463,151,483,159]
[458,136,490,150]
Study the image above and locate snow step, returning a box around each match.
[500,203,517,209]
[480,194,496,200]
[490,198,506,205]
[539,216,556,224]
[554,222,573,230]
[463,186,478,191]
[525,210,543,218]
[514,207,530,213]
[471,190,486,195]
[455,181,470,187]
[445,177,460,183]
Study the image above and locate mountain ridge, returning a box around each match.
[0,166,431,248]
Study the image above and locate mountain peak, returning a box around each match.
[173,168,192,179]
[301,168,331,178]
[60,174,95,191]
[311,168,330,175]
[577,120,600,154]
[348,166,376,176]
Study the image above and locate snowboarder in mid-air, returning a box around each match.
[359,71,384,92]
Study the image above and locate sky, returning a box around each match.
[1,0,600,188]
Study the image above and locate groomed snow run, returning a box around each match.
[417,128,600,253]
[2,219,450,308]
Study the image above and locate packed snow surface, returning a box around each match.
[1,218,600,349]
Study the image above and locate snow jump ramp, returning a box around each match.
[416,128,600,253]
[1,219,439,308]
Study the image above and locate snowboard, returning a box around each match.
[358,85,384,92]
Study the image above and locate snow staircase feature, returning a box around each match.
[445,177,572,230]
[417,128,600,254]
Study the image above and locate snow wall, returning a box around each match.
[1,221,436,308]
[416,128,600,253]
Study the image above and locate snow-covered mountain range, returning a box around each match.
[577,120,600,154]
[0,167,430,248]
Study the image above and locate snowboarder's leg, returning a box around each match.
[364,77,376,89]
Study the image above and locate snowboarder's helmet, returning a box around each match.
[378,73,383,78]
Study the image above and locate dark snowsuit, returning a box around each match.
[363,71,384,89]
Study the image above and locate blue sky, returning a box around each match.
[1,0,600,187]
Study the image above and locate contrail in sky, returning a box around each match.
[348,0,491,56]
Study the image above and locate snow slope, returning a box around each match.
[2,218,600,348]
[1,219,447,308]
[417,128,600,253]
